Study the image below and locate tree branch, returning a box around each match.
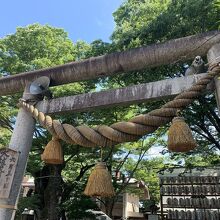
[197,124,220,149]
[116,150,131,171]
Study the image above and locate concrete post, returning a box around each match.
[123,193,128,219]
[0,86,39,220]
[207,44,220,111]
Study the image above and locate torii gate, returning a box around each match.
[0,31,220,220]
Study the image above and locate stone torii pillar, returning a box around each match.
[207,43,220,110]
[0,86,39,220]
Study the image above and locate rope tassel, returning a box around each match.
[84,162,115,197]
[41,137,64,164]
[168,117,196,152]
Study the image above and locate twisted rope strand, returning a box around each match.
[19,66,220,147]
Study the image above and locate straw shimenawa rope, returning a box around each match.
[19,65,220,148]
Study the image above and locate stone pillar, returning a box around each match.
[0,85,39,220]
[207,44,220,110]
[123,193,128,219]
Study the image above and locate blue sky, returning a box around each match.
[0,0,124,43]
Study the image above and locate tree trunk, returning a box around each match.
[34,166,50,220]
[104,198,115,219]
[44,165,63,220]
[35,165,63,220]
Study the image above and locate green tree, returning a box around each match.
[102,1,220,213]
[0,24,75,74]
[110,0,220,152]
[0,24,98,220]
[0,23,146,220]
[112,0,170,47]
